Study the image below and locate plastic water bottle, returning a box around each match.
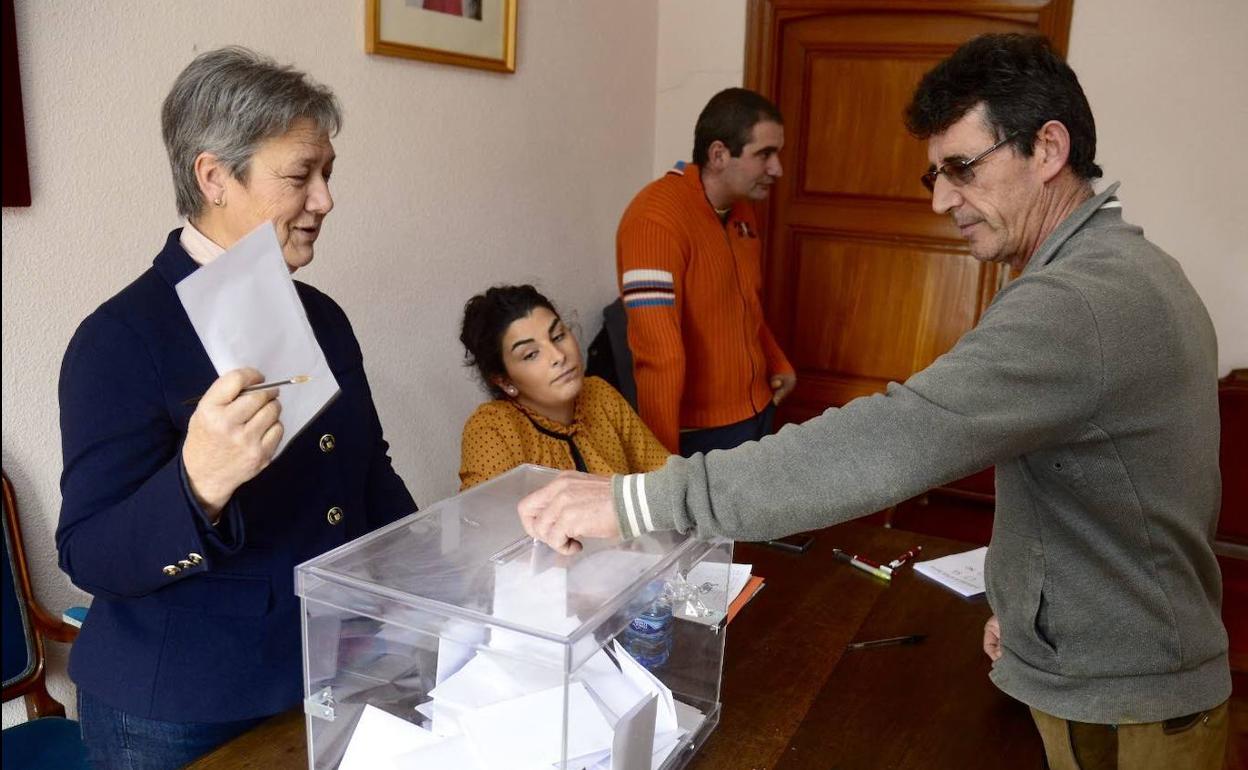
[623,598,673,670]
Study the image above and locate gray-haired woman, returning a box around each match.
[56,46,415,767]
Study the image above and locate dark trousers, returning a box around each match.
[78,689,264,770]
[679,403,775,457]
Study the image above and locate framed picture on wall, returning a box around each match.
[366,0,516,74]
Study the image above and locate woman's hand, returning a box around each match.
[182,368,284,521]
[983,614,1003,661]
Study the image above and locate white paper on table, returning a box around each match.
[610,693,657,770]
[914,547,987,597]
[611,641,677,736]
[175,221,339,457]
[461,682,615,769]
[339,705,443,770]
[680,562,752,623]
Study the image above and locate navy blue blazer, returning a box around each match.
[56,230,416,722]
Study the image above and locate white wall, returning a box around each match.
[1068,0,1248,375]
[652,0,747,177]
[2,0,658,726]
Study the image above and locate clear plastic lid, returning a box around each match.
[296,465,719,654]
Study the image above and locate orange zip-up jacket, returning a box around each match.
[616,162,794,452]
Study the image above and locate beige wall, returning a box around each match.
[1,0,658,726]
[1068,0,1248,375]
[652,0,747,177]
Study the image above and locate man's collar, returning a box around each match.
[1021,181,1122,276]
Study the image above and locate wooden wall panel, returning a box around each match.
[802,51,938,201]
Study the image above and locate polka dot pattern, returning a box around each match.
[458,377,670,490]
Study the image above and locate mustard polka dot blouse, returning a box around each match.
[458,377,670,490]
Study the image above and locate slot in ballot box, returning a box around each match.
[295,464,731,770]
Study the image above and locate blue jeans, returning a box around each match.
[679,403,775,457]
[77,689,265,770]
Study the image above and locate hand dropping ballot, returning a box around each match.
[175,221,338,457]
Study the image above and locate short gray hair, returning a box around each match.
[161,46,342,218]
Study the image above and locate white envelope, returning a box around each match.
[175,221,339,457]
[339,705,443,770]
[461,682,615,769]
[611,641,678,736]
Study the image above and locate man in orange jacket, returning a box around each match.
[617,88,796,456]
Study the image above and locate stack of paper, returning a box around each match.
[914,547,987,597]
[337,641,701,770]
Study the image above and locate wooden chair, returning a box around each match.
[2,470,89,768]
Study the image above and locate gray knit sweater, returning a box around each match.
[612,184,1229,723]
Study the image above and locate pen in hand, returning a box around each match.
[846,634,926,651]
[183,375,311,406]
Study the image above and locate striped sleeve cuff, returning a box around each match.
[621,269,675,309]
[613,473,659,539]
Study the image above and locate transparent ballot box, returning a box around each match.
[296,464,732,770]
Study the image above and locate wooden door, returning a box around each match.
[747,0,1073,423]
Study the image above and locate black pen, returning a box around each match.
[846,634,926,651]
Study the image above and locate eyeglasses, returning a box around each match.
[921,132,1019,193]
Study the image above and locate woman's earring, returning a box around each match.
[213,197,224,207]
[506,386,517,396]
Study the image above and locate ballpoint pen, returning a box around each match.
[887,546,923,571]
[833,548,892,581]
[846,634,926,651]
[850,551,893,576]
[182,375,311,406]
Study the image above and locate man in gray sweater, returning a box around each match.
[520,34,1229,768]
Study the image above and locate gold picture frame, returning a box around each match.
[366,0,517,74]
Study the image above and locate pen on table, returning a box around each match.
[887,545,922,571]
[850,551,893,576]
[846,634,926,651]
[832,548,892,581]
[183,375,311,406]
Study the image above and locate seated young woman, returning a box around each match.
[458,284,670,490]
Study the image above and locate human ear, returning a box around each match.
[707,139,730,169]
[193,152,230,210]
[1034,120,1072,184]
[492,376,518,397]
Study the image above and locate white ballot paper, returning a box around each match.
[462,682,615,768]
[914,547,988,597]
[339,705,443,770]
[175,221,339,457]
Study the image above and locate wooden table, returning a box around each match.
[188,522,1043,769]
